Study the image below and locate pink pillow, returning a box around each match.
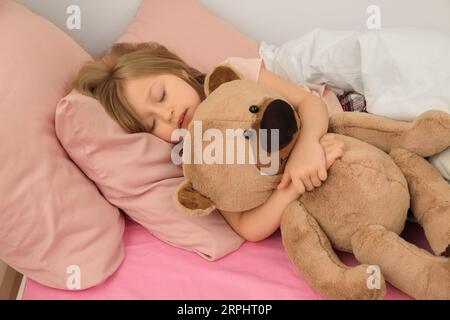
[55,0,261,260]
[0,0,125,289]
[122,0,259,73]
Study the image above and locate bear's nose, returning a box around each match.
[259,99,298,153]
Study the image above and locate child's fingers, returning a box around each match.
[302,175,314,191]
[318,164,328,181]
[311,172,322,188]
[322,138,345,169]
[335,138,346,152]
[326,145,345,169]
[321,141,334,156]
[322,137,344,153]
[325,154,334,169]
[331,142,345,159]
[292,178,306,195]
[277,174,290,189]
[320,134,335,143]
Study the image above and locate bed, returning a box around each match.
[2,0,448,300]
[24,218,431,300]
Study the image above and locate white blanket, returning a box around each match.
[259,28,450,180]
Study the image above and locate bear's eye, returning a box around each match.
[243,129,254,139]
[249,105,259,113]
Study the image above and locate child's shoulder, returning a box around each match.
[216,56,264,82]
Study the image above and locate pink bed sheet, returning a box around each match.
[24,218,431,300]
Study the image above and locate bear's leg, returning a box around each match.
[280,201,386,300]
[390,148,450,256]
[329,110,450,157]
[352,225,450,300]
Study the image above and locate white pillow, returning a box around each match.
[428,149,450,181]
[259,28,363,94]
[358,28,450,121]
[260,28,450,120]
[359,29,450,180]
[259,28,450,180]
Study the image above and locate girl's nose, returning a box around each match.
[154,107,174,122]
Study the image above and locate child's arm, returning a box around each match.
[220,183,300,242]
[220,135,345,242]
[258,62,329,141]
[258,64,330,193]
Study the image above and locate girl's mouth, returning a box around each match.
[178,110,187,128]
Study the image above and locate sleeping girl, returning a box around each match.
[74,42,348,242]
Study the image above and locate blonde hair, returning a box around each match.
[73,42,206,133]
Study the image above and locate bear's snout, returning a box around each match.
[259,99,298,153]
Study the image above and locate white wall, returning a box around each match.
[199,0,450,46]
[16,0,450,58]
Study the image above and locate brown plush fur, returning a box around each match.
[173,62,450,300]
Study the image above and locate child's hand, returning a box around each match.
[277,135,346,194]
[277,139,328,194]
[273,175,306,204]
[284,179,305,202]
[320,134,346,169]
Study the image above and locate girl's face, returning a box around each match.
[122,72,201,143]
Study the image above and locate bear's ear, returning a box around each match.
[204,64,243,97]
[173,179,216,216]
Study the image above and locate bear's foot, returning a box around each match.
[390,148,450,256]
[281,201,386,300]
[352,224,450,300]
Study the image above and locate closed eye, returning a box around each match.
[147,118,155,132]
[159,89,166,102]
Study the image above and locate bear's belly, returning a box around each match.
[300,134,409,252]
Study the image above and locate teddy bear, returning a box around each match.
[173,62,450,300]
